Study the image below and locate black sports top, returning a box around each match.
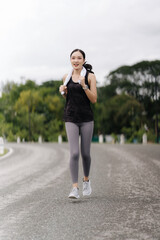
[63,71,94,123]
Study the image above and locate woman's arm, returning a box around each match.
[81,73,97,104]
[59,74,68,98]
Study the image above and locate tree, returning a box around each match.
[43,95,65,141]
[95,93,145,138]
[15,90,43,141]
[106,60,160,142]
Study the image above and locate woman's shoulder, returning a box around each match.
[88,72,95,77]
[87,72,96,87]
[88,72,96,81]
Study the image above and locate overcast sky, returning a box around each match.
[0,0,160,88]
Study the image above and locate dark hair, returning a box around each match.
[70,49,94,73]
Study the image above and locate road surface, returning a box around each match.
[0,143,160,240]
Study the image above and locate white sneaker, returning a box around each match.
[68,187,80,199]
[83,180,92,196]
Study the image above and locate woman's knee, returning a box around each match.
[81,152,90,162]
[71,152,79,161]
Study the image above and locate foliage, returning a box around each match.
[105,60,160,143]
[0,79,65,142]
[0,60,159,143]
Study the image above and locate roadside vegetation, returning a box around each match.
[0,148,9,157]
[0,60,159,143]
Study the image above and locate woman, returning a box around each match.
[59,49,97,199]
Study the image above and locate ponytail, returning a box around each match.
[83,62,94,74]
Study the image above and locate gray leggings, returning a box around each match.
[65,121,94,183]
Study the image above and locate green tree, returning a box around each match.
[43,95,65,141]
[95,94,145,138]
[106,60,160,142]
[15,90,44,141]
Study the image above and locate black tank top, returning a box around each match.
[63,71,94,123]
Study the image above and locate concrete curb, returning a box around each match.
[0,148,14,160]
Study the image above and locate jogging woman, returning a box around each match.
[59,49,97,199]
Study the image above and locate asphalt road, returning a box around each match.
[0,143,160,240]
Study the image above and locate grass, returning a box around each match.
[0,148,9,157]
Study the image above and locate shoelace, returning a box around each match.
[83,182,88,191]
[71,187,79,193]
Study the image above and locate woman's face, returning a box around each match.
[70,51,85,70]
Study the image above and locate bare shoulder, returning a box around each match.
[88,72,96,84]
[62,73,68,83]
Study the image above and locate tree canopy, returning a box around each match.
[0,60,159,143]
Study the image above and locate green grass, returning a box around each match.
[0,148,9,157]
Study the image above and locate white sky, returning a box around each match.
[0,0,160,87]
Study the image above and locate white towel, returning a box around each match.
[61,67,86,95]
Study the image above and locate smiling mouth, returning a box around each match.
[74,64,79,67]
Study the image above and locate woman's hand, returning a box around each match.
[59,85,67,95]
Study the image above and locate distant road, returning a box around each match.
[0,143,160,240]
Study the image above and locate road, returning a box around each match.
[0,143,160,240]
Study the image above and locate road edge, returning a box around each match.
[0,148,14,160]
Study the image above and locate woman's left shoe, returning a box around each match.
[83,180,92,196]
[68,187,80,199]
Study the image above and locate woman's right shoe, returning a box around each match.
[68,187,80,199]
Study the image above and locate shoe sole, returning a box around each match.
[68,195,80,199]
[83,193,92,196]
